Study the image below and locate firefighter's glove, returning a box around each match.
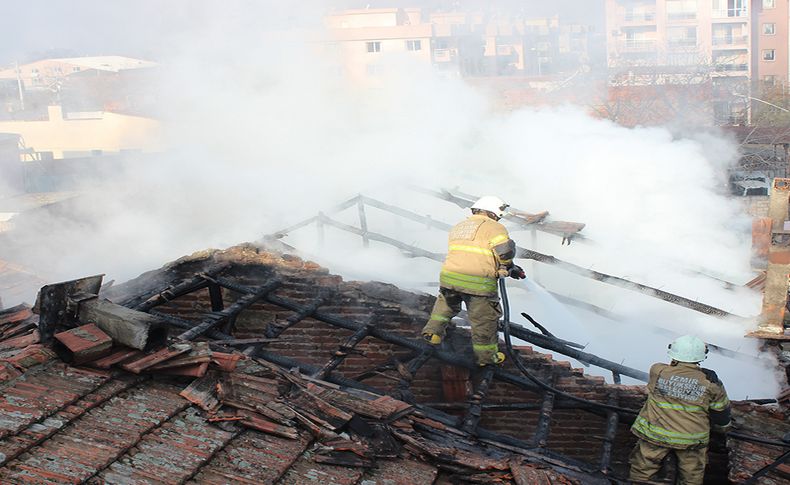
[508,265,526,280]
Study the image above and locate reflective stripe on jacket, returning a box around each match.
[439,214,515,296]
[631,362,730,449]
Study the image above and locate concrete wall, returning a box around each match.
[742,195,771,217]
[0,105,161,159]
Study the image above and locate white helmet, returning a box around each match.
[667,335,708,363]
[471,195,509,219]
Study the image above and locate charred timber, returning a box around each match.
[176,279,281,341]
[533,389,555,448]
[461,366,495,433]
[258,291,638,419]
[599,395,620,474]
[250,350,606,481]
[516,247,737,319]
[133,265,229,312]
[148,310,232,341]
[504,320,648,382]
[395,350,434,403]
[264,294,329,339]
[313,324,372,379]
[317,214,445,260]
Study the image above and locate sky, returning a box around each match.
[0,0,605,65]
[0,1,781,398]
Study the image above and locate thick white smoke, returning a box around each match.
[0,1,777,398]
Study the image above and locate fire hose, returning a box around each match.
[497,278,790,453]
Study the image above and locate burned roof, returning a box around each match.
[0,244,787,484]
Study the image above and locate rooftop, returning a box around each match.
[0,244,786,483]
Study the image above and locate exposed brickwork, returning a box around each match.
[114,245,651,476]
[110,244,790,481]
[728,402,790,484]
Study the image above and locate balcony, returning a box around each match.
[712,8,748,19]
[667,12,696,22]
[621,39,657,51]
[432,48,457,62]
[714,63,749,73]
[712,36,748,48]
[668,38,697,49]
[622,12,656,24]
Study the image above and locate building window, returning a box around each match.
[764,23,776,35]
[764,75,777,86]
[406,40,422,51]
[666,0,697,21]
[366,41,381,53]
[763,49,776,61]
[366,64,383,76]
[763,0,775,8]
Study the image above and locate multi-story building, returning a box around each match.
[606,0,751,76]
[321,8,595,84]
[605,0,790,123]
[753,0,789,88]
[0,56,156,91]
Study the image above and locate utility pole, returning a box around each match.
[14,61,25,111]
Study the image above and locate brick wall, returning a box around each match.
[127,245,653,476]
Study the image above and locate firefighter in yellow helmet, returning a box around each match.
[629,335,731,485]
[421,195,525,366]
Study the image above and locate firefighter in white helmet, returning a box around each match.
[421,196,525,366]
[629,335,731,485]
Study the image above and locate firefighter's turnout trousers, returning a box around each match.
[630,439,707,485]
[422,288,502,365]
[422,214,516,366]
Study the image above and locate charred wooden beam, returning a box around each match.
[148,310,232,341]
[357,198,370,248]
[505,319,648,382]
[533,389,555,448]
[599,395,620,474]
[353,353,416,381]
[318,214,445,260]
[268,195,361,239]
[208,283,224,312]
[516,247,739,319]
[357,195,453,232]
[250,349,604,478]
[313,324,372,379]
[255,290,639,419]
[265,294,329,339]
[133,266,229,312]
[395,350,434,403]
[177,279,281,341]
[742,449,790,485]
[461,366,495,433]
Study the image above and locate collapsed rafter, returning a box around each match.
[124,269,654,483]
[267,192,745,321]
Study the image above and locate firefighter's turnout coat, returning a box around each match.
[439,214,516,297]
[632,361,731,449]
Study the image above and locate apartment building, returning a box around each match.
[754,0,789,88]
[321,8,595,84]
[606,0,753,75]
